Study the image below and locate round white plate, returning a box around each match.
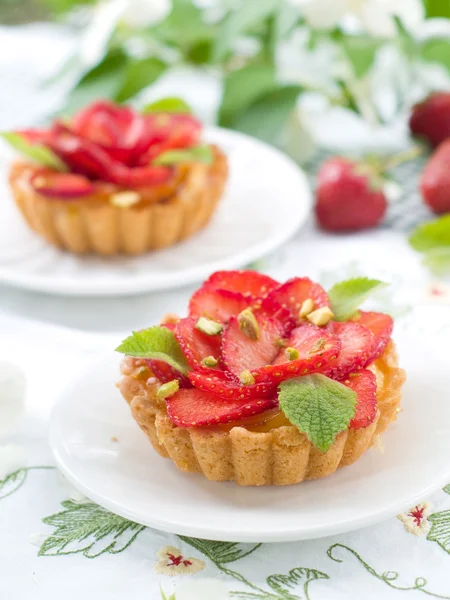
[0,127,310,296]
[50,328,450,542]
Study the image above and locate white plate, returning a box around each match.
[0,127,310,296]
[49,329,450,543]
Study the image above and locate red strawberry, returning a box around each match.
[420,139,450,214]
[326,321,374,379]
[409,92,450,148]
[315,157,387,231]
[265,277,330,324]
[174,317,222,369]
[205,270,279,299]
[30,172,94,199]
[222,312,290,376]
[146,359,192,388]
[252,324,341,383]
[189,369,276,400]
[166,388,277,427]
[342,369,377,429]
[188,285,251,323]
[353,311,393,362]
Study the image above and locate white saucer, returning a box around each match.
[0,127,310,296]
[49,330,450,542]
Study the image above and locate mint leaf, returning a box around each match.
[142,97,192,114]
[278,375,356,453]
[153,145,213,166]
[1,132,67,171]
[328,277,388,321]
[423,247,450,275]
[409,215,450,252]
[115,327,189,374]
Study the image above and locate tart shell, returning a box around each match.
[9,145,227,256]
[118,341,405,486]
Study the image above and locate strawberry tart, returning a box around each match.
[6,100,227,255]
[117,271,405,486]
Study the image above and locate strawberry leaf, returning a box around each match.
[116,327,190,374]
[328,277,388,321]
[153,145,213,166]
[142,97,192,114]
[1,132,67,171]
[409,215,450,252]
[278,375,356,453]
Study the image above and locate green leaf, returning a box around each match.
[267,566,330,598]
[444,483,450,495]
[232,85,302,144]
[39,500,145,557]
[423,0,450,18]
[115,58,166,103]
[409,215,450,251]
[180,536,261,565]
[142,97,192,114]
[338,34,380,78]
[427,509,450,555]
[155,0,211,48]
[278,375,356,453]
[214,0,278,61]
[219,64,276,128]
[116,326,189,374]
[160,589,176,600]
[62,49,128,116]
[423,247,450,275]
[0,469,27,500]
[153,145,213,166]
[328,277,388,321]
[421,38,450,73]
[1,133,67,171]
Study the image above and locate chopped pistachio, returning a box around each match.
[156,379,179,400]
[307,306,334,326]
[299,298,315,319]
[195,316,223,336]
[131,365,151,380]
[110,191,140,208]
[239,369,255,385]
[160,313,180,325]
[274,337,288,348]
[309,338,327,354]
[285,347,300,361]
[237,308,260,341]
[202,355,218,368]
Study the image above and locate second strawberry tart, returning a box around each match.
[117,271,405,486]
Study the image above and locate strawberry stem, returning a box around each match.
[381,145,423,171]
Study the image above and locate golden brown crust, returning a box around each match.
[118,342,405,486]
[9,145,227,256]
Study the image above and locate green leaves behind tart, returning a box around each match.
[278,374,356,453]
[1,132,67,171]
[116,326,189,375]
[328,276,388,321]
[409,215,450,275]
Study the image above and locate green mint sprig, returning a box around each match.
[116,327,189,375]
[278,375,356,453]
[153,145,213,166]
[142,97,192,114]
[409,215,450,275]
[1,132,67,171]
[328,277,387,321]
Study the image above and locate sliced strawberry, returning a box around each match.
[342,369,377,429]
[222,312,291,377]
[146,359,192,388]
[113,164,172,187]
[205,270,279,299]
[265,277,330,324]
[353,311,393,363]
[258,297,296,330]
[252,324,341,383]
[31,172,94,199]
[189,369,276,400]
[188,284,251,323]
[174,317,222,369]
[326,322,374,380]
[166,388,277,427]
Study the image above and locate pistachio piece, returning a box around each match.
[156,379,179,400]
[239,370,255,385]
[131,365,151,380]
[110,190,140,208]
[285,347,300,361]
[307,306,334,326]
[160,313,180,325]
[309,338,327,354]
[195,316,223,336]
[299,298,315,319]
[237,308,260,341]
[201,355,218,368]
[274,337,288,348]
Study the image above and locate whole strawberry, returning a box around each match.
[420,139,450,214]
[410,92,450,148]
[315,157,387,232]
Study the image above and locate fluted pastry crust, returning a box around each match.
[9,145,227,256]
[118,341,405,486]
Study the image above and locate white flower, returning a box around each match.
[289,0,347,30]
[0,361,26,438]
[0,444,26,479]
[120,0,172,28]
[397,502,432,536]
[154,546,205,576]
[176,578,229,600]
